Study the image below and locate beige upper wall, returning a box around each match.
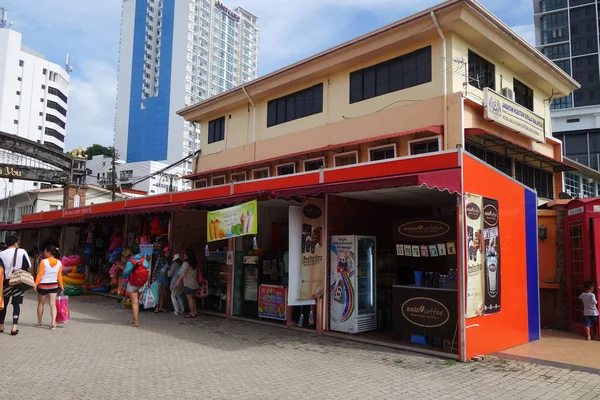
[184,2,578,175]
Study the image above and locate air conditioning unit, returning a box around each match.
[502,87,515,102]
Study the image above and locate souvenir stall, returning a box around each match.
[125,212,170,278]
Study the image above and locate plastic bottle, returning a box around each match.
[308,310,314,326]
[298,313,305,328]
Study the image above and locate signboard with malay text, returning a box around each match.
[483,88,545,143]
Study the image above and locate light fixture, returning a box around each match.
[538,224,548,242]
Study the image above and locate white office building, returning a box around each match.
[114,0,259,177]
[0,10,71,196]
[86,155,185,195]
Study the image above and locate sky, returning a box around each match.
[2,0,537,150]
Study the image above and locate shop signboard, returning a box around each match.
[483,198,501,314]
[483,87,545,143]
[465,194,485,318]
[299,197,325,300]
[394,218,456,242]
[258,285,287,320]
[207,200,257,242]
[393,286,458,338]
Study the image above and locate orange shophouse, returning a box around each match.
[3,0,579,361]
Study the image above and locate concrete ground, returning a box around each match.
[1,293,600,400]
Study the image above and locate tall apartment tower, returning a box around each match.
[0,9,71,196]
[114,0,259,176]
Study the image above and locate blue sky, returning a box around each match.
[2,0,536,149]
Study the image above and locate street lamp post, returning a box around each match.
[161,173,182,192]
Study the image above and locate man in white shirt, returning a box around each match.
[0,235,32,335]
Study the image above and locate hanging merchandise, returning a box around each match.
[253,236,258,250]
[109,228,123,252]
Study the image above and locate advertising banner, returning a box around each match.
[483,198,501,314]
[139,243,154,278]
[465,194,485,318]
[393,287,458,338]
[287,206,314,306]
[330,235,356,333]
[299,198,325,300]
[207,200,257,242]
[258,285,287,320]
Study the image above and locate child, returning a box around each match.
[579,281,599,340]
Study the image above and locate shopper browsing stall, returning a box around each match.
[169,254,184,315]
[33,245,64,330]
[154,247,171,313]
[122,244,149,327]
[176,249,199,318]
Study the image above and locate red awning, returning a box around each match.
[183,125,443,179]
[270,169,461,199]
[465,128,575,172]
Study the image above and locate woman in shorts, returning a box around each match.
[33,245,64,330]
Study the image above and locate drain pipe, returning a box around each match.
[430,11,448,150]
[242,86,256,143]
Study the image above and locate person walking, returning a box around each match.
[168,254,184,315]
[0,235,32,335]
[154,248,171,313]
[176,249,199,318]
[33,245,64,330]
[122,244,149,327]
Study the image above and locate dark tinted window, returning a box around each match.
[208,116,225,144]
[468,50,495,90]
[267,84,323,127]
[349,46,431,104]
[514,79,534,111]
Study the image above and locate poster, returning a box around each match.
[287,206,314,306]
[299,198,325,300]
[483,198,501,314]
[465,194,485,318]
[139,243,154,280]
[330,235,356,333]
[207,200,257,242]
[258,285,287,320]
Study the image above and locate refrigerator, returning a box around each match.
[330,235,377,334]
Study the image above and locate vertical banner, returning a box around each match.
[483,198,501,314]
[465,194,485,318]
[287,206,314,306]
[299,198,325,300]
[139,243,154,278]
[330,235,356,333]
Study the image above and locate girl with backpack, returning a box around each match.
[175,249,199,318]
[122,244,149,327]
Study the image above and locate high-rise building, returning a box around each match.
[0,9,71,197]
[114,0,259,177]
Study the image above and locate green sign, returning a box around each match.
[207,200,257,242]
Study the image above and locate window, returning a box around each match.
[303,157,325,171]
[42,68,47,75]
[48,87,68,103]
[409,137,441,155]
[513,79,534,111]
[44,127,65,142]
[267,83,323,127]
[564,172,580,197]
[369,145,396,161]
[208,116,225,143]
[349,46,432,104]
[46,114,66,129]
[252,168,270,179]
[583,178,595,198]
[567,118,580,123]
[39,112,43,116]
[468,50,495,91]
[14,120,18,124]
[16,91,20,95]
[465,143,513,177]
[38,126,42,130]
[230,172,246,182]
[15,105,19,110]
[47,100,67,117]
[514,161,555,199]
[19,60,24,67]
[194,179,208,189]
[211,175,226,186]
[17,77,21,81]
[542,44,569,60]
[277,163,296,176]
[334,151,358,167]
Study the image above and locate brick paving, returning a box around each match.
[1,293,600,400]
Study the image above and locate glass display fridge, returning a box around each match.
[330,235,377,334]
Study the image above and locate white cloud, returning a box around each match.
[511,24,536,46]
[65,60,117,149]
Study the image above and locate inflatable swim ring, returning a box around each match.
[63,276,86,285]
[67,272,85,280]
[64,286,84,296]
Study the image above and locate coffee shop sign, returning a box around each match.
[0,166,22,178]
[215,1,240,22]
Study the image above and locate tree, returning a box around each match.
[86,144,114,160]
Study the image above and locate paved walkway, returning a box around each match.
[496,329,600,373]
[1,294,600,399]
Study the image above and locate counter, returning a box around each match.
[393,285,458,339]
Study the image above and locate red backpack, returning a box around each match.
[128,257,148,287]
